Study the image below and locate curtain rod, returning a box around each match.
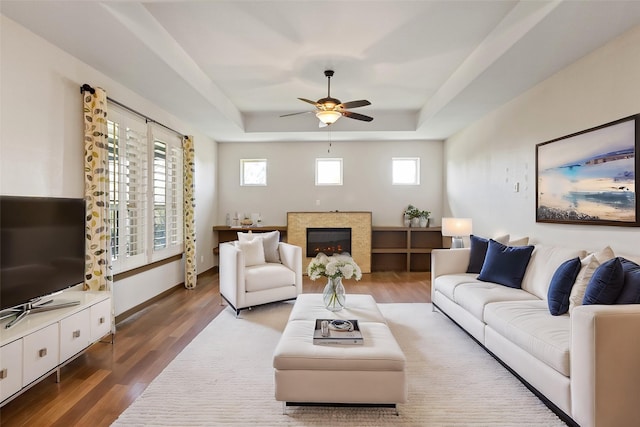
[81,84,186,138]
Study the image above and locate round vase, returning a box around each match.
[419,218,429,227]
[410,217,420,227]
[323,277,346,312]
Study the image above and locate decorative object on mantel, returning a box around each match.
[307,252,362,311]
[234,212,263,227]
[441,217,473,248]
[404,205,431,227]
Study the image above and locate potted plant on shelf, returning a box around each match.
[404,205,421,227]
[419,210,431,227]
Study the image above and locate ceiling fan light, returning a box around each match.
[316,110,342,125]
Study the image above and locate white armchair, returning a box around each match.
[219,241,303,316]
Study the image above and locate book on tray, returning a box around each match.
[313,319,363,345]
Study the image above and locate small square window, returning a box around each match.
[240,159,267,186]
[316,158,343,186]
[392,157,420,185]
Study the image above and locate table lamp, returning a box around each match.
[441,218,473,249]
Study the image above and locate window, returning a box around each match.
[150,128,184,262]
[240,159,267,186]
[107,105,183,273]
[392,157,420,185]
[316,158,343,185]
[107,108,148,272]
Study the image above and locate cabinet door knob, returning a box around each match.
[73,330,81,338]
[0,368,7,379]
[38,348,47,358]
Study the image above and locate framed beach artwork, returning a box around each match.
[536,114,639,226]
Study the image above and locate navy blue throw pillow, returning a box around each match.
[616,258,640,304]
[466,235,490,274]
[583,257,624,305]
[477,239,535,288]
[547,257,581,315]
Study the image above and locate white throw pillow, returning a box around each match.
[238,238,265,267]
[237,231,254,242]
[569,246,615,313]
[494,234,510,244]
[508,237,529,246]
[520,244,586,299]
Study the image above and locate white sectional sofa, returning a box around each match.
[431,242,640,427]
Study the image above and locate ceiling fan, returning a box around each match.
[281,70,373,127]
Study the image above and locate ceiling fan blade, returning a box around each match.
[342,111,373,122]
[280,111,313,117]
[339,100,371,109]
[298,97,319,107]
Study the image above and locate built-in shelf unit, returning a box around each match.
[371,226,444,272]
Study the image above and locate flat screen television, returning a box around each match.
[1,196,85,312]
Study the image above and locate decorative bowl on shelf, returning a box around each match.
[240,219,254,226]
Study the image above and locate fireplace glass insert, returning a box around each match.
[306,227,352,257]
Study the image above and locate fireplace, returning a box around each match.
[288,212,371,273]
[306,227,352,257]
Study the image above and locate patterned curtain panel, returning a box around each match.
[183,135,197,289]
[82,86,113,291]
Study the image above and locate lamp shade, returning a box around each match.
[316,110,342,125]
[441,217,473,237]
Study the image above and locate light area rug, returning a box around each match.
[112,302,565,426]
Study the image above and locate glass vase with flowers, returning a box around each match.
[307,252,362,311]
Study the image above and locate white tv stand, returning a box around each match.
[0,290,113,406]
[2,298,82,329]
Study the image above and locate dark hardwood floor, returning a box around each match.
[0,270,430,426]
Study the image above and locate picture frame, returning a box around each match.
[536,114,639,227]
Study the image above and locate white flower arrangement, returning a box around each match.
[307,252,363,281]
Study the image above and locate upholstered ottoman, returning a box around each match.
[273,294,407,410]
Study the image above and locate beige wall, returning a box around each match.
[217,140,443,228]
[445,25,640,254]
